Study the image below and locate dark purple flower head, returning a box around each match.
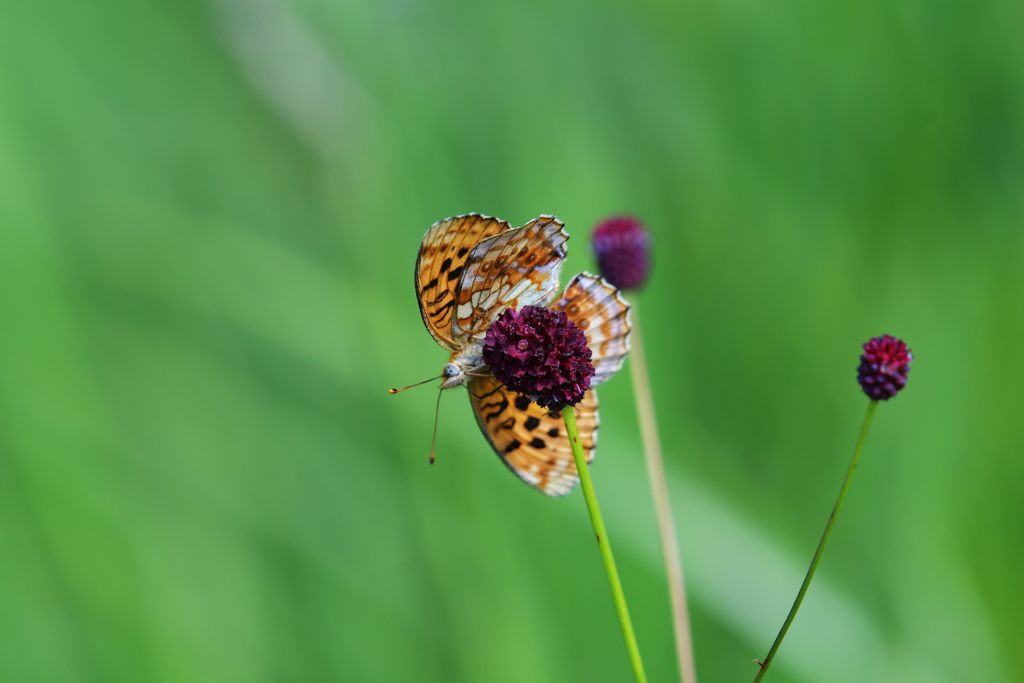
[483,306,594,410]
[591,216,652,290]
[857,335,912,401]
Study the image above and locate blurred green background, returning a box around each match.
[1,0,1022,681]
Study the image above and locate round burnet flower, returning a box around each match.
[482,305,595,410]
[857,334,912,401]
[591,215,653,290]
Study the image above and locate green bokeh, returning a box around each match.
[1,0,1022,681]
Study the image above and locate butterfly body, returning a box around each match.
[414,213,631,495]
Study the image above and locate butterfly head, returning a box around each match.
[441,362,464,389]
[441,359,487,389]
[439,347,487,389]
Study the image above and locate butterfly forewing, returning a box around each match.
[415,214,510,349]
[468,375,598,496]
[452,215,569,343]
[555,272,632,386]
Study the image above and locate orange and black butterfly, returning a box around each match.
[397,214,631,496]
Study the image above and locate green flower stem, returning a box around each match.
[629,306,698,683]
[563,405,648,683]
[752,400,879,682]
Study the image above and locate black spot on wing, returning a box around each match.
[476,383,504,399]
[428,300,454,316]
[524,416,541,431]
[446,265,464,281]
[457,247,469,257]
[483,396,509,422]
[529,437,546,449]
[547,427,560,437]
[440,257,452,272]
[427,288,450,305]
[514,396,531,411]
[422,277,439,292]
[504,439,521,454]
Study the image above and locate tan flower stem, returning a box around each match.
[563,405,648,683]
[752,399,879,682]
[628,306,699,683]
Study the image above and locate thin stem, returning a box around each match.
[629,306,698,683]
[752,400,879,682]
[563,405,648,683]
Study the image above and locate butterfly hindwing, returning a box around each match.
[468,375,598,497]
[554,272,632,386]
[415,214,510,349]
[452,215,569,343]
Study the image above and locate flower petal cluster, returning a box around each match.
[483,306,594,410]
[857,334,912,400]
[591,216,652,290]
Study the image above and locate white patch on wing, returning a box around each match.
[505,278,533,304]
[519,470,540,485]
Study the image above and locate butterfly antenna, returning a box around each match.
[388,374,441,394]
[428,387,443,465]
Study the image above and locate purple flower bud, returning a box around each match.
[591,216,652,290]
[483,306,595,410]
[857,335,912,401]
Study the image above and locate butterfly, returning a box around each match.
[402,213,631,496]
